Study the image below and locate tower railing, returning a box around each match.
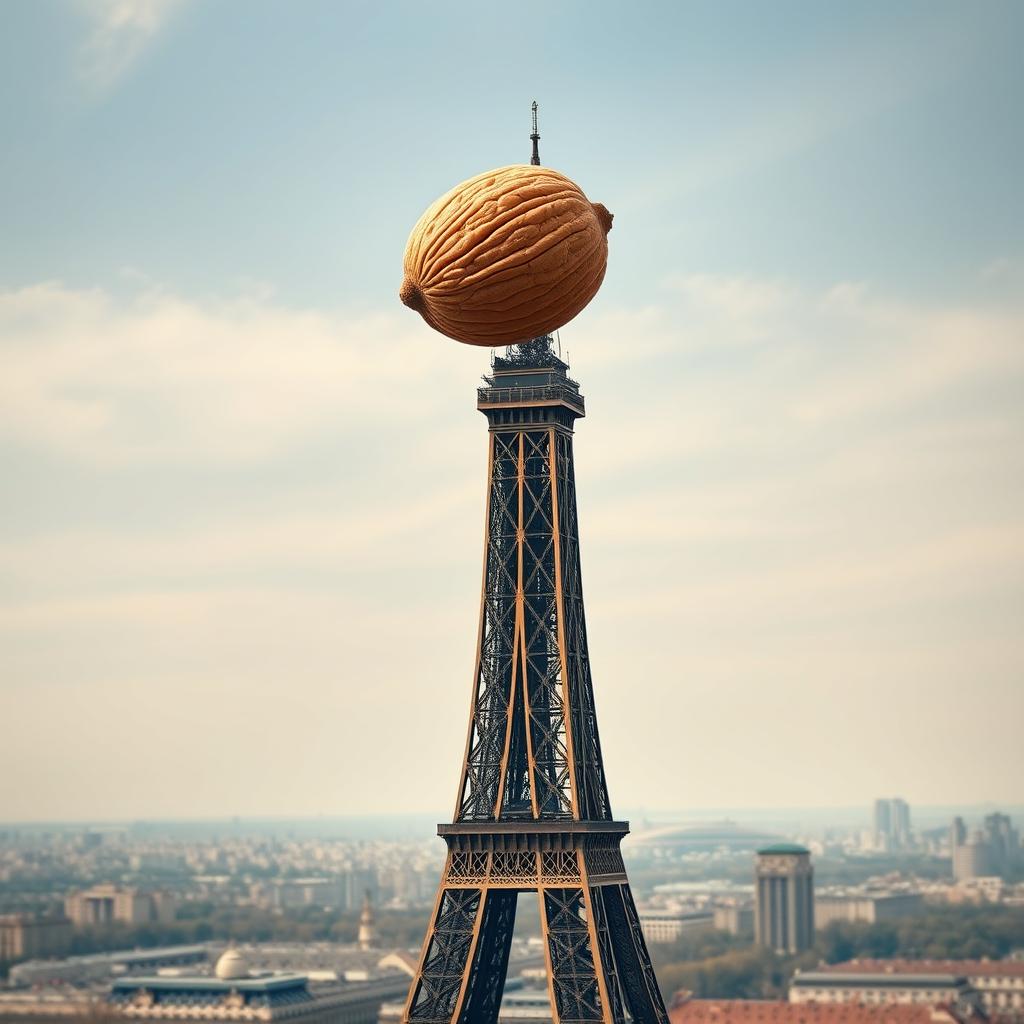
[477,384,585,413]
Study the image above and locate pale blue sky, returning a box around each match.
[1,1,1022,821]
[3,2,1022,306]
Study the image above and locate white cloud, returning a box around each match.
[1,276,1022,818]
[0,282,477,463]
[74,0,187,92]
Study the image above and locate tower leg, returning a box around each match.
[459,889,518,1024]
[539,887,607,1024]
[592,884,668,1024]
[404,887,517,1024]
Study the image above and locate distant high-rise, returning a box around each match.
[983,813,1020,877]
[950,812,1019,881]
[755,844,815,954]
[950,816,967,850]
[873,800,892,850]
[64,885,176,926]
[953,831,991,881]
[873,798,912,851]
[0,915,71,961]
[891,798,911,848]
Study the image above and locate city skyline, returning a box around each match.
[2,798,1022,1018]
[1,1,1023,821]
[4,803,1024,835]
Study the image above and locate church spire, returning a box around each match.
[357,890,376,951]
[530,100,540,165]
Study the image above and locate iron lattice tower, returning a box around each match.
[401,334,669,1024]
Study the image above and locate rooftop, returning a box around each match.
[793,972,970,989]
[111,974,309,995]
[108,973,412,1013]
[669,1000,978,1023]
[819,958,1024,979]
[638,910,715,921]
[757,843,810,856]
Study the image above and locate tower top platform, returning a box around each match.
[477,335,585,423]
[439,820,629,837]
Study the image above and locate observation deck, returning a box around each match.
[477,336,585,427]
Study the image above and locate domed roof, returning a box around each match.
[757,842,810,856]
[629,820,782,849]
[215,947,249,981]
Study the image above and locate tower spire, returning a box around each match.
[530,99,540,165]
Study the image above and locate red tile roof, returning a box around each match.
[819,959,1024,979]
[668,999,977,1024]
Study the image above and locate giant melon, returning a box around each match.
[399,165,613,347]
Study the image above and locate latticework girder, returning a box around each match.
[403,340,667,1024]
[456,424,611,824]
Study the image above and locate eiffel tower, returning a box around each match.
[399,323,669,1023]
[399,102,668,1024]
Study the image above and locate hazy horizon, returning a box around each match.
[4,803,1024,835]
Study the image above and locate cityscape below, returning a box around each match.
[2,798,1022,1023]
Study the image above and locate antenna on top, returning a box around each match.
[530,100,540,165]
